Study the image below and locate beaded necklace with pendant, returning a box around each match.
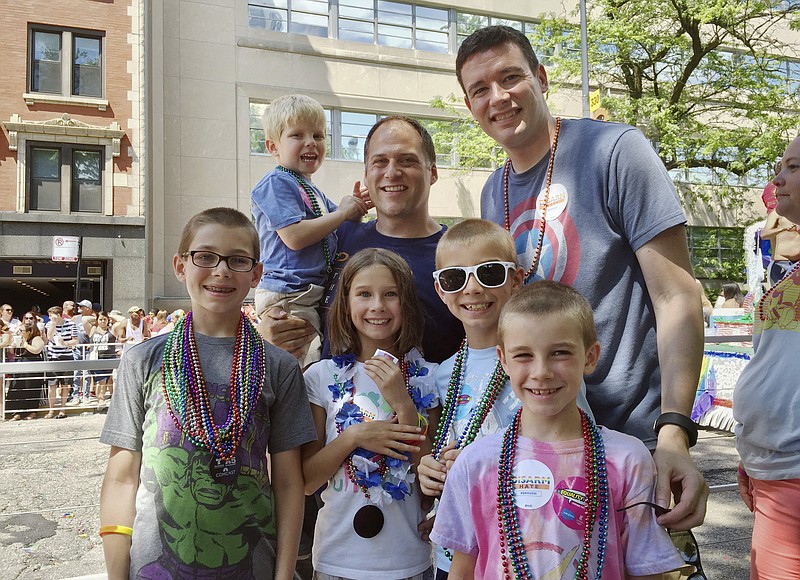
[161,311,265,460]
[497,408,608,580]
[431,339,508,461]
[758,259,800,322]
[503,117,561,283]
[276,165,333,273]
[336,355,414,502]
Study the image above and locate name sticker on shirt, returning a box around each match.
[538,183,568,219]
[512,459,554,509]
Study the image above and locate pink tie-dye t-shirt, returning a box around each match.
[430,428,683,579]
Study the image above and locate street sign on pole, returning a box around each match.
[52,236,80,262]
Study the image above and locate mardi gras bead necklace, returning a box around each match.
[161,312,265,481]
[432,340,508,461]
[758,259,800,322]
[276,165,333,272]
[497,409,608,580]
[503,117,561,283]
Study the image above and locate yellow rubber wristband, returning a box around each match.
[99,525,133,537]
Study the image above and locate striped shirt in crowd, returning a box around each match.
[46,319,78,360]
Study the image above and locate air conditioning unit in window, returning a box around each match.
[13,266,33,275]
[87,267,102,276]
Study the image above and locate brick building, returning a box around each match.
[0,0,145,313]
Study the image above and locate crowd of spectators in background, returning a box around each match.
[0,301,193,421]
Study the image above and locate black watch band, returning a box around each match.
[653,412,698,447]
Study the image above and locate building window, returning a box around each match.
[248,0,329,37]
[28,143,103,213]
[687,226,745,280]
[247,1,548,56]
[338,0,449,53]
[29,27,103,98]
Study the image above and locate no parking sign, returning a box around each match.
[52,236,80,262]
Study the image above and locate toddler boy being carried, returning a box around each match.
[251,94,367,365]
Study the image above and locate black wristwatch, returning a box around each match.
[653,412,698,447]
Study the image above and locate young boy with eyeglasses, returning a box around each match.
[431,281,685,579]
[418,219,593,579]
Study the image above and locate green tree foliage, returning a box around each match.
[425,96,506,170]
[432,1,799,217]
[532,0,799,215]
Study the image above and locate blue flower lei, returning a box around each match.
[329,349,435,506]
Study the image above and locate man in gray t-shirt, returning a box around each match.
[456,25,707,531]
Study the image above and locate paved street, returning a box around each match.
[0,414,751,579]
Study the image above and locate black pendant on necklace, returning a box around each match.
[353,505,384,538]
[210,456,239,484]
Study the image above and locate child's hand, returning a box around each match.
[364,356,413,415]
[418,453,447,496]
[441,445,462,473]
[345,418,425,461]
[337,194,368,222]
[352,180,374,211]
[418,514,435,542]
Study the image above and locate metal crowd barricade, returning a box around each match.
[0,346,121,416]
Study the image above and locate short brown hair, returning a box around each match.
[436,219,518,268]
[48,306,63,316]
[177,207,260,259]
[364,116,437,167]
[456,25,541,94]
[328,248,423,357]
[498,281,597,348]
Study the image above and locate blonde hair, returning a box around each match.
[498,281,597,349]
[177,207,259,259]
[436,218,518,268]
[263,94,326,143]
[328,249,423,357]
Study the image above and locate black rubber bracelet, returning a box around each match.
[653,412,698,447]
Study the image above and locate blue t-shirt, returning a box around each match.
[321,220,464,364]
[481,118,686,443]
[251,169,338,293]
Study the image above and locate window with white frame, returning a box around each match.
[28,143,103,213]
[246,1,551,57]
[29,26,103,98]
[248,0,329,37]
[250,101,463,166]
[338,0,449,53]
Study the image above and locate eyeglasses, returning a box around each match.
[433,261,517,293]
[617,502,707,580]
[183,251,257,272]
[23,317,34,321]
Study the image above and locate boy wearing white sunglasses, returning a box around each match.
[418,218,593,579]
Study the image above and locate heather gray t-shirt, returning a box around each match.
[481,118,686,444]
[100,332,316,579]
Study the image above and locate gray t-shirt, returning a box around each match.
[100,332,316,579]
[482,118,686,444]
